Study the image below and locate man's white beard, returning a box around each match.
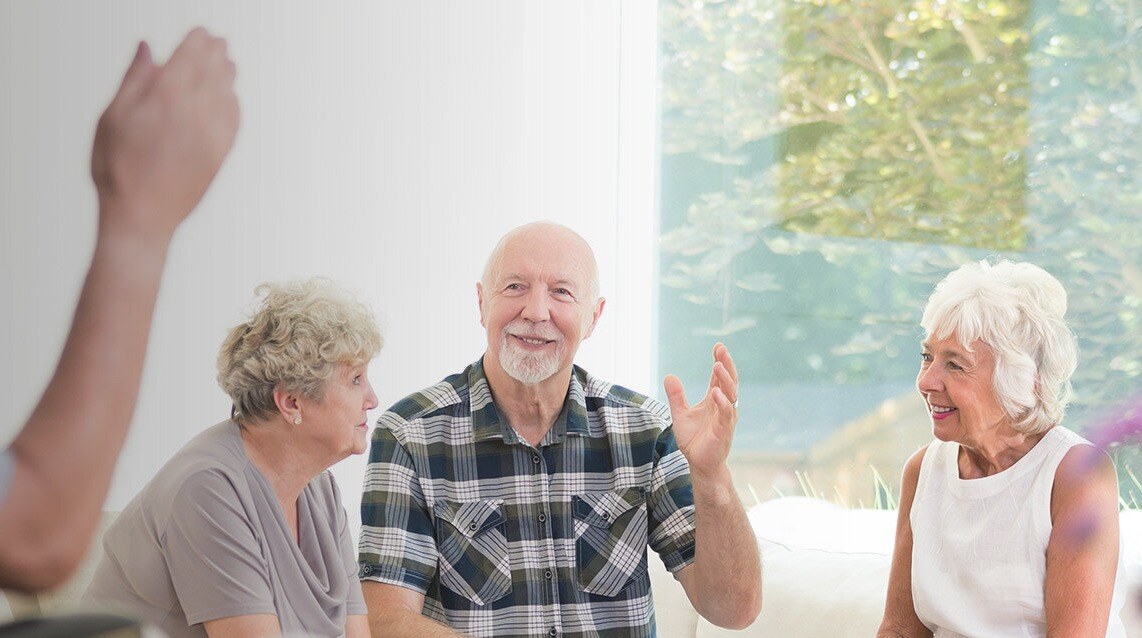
[499,323,562,385]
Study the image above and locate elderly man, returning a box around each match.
[358,222,761,637]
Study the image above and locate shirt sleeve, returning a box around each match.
[357,422,438,594]
[646,425,697,572]
[161,468,278,625]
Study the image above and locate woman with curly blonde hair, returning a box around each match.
[86,278,381,638]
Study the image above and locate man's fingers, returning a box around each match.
[715,343,739,386]
[706,361,720,391]
[663,374,689,413]
[712,362,737,404]
[706,342,725,388]
[711,386,733,412]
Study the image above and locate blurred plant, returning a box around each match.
[871,464,899,510]
[1120,466,1141,510]
[770,465,901,509]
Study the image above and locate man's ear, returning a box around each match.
[583,297,606,339]
[476,281,487,327]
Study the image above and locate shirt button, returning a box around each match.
[544,569,553,580]
[601,511,610,521]
[532,454,541,465]
[468,522,478,531]
[548,628,557,637]
[538,512,547,523]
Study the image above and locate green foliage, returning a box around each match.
[871,464,899,510]
[661,0,1034,248]
[658,0,1140,499]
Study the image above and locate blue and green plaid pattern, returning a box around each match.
[358,358,697,637]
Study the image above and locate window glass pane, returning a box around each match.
[657,0,1140,506]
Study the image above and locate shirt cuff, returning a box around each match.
[358,562,432,594]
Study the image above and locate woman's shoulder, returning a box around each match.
[1036,425,1109,485]
[1053,439,1116,500]
[119,422,253,522]
[899,443,932,494]
[1048,426,1117,519]
[905,443,930,474]
[162,420,247,469]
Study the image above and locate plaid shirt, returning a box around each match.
[358,358,697,638]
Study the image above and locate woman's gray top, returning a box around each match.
[85,420,366,638]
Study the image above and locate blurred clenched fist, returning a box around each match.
[91,27,239,241]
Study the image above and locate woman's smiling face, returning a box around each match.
[917,333,1012,444]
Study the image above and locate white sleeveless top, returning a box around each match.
[910,426,1127,638]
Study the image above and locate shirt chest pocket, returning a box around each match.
[433,499,512,605]
[572,487,649,597]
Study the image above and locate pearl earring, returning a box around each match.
[293,416,302,425]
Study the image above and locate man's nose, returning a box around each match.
[520,288,551,322]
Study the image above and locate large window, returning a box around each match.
[656,0,1140,506]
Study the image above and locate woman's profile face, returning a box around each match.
[298,362,379,461]
[917,333,1010,444]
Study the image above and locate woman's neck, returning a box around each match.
[957,426,1047,478]
[238,417,323,512]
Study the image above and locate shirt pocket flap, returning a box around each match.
[434,499,506,539]
[573,488,646,529]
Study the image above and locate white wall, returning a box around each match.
[0,1,658,526]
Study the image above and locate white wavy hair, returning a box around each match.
[920,259,1078,434]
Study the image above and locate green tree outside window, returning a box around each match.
[657,0,1140,505]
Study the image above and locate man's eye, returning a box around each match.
[920,353,933,363]
[948,362,963,371]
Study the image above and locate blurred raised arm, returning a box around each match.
[0,27,238,592]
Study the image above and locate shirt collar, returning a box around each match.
[468,357,592,445]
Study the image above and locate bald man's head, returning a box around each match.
[476,221,605,386]
[481,222,600,302]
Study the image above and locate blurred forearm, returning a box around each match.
[0,223,170,591]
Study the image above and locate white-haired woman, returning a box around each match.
[85,279,379,638]
[877,260,1126,637]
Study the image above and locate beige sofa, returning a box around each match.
[4,500,1139,636]
[650,497,1141,637]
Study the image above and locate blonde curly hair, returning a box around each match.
[217,278,382,423]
